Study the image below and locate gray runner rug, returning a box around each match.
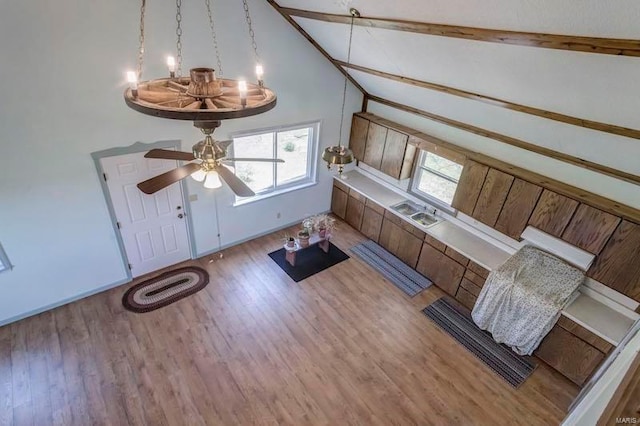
[423,297,536,387]
[350,240,432,297]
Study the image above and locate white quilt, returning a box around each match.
[471,245,584,355]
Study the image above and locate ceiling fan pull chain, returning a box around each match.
[175,0,184,79]
[136,0,146,80]
[242,0,260,65]
[204,0,224,77]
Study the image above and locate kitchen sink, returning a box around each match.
[410,212,439,228]
[390,201,421,216]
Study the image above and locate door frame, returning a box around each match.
[91,140,196,281]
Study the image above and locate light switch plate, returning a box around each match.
[189,194,198,202]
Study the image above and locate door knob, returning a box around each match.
[178,213,184,219]
[177,206,182,210]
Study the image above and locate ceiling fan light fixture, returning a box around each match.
[204,170,223,189]
[191,168,207,182]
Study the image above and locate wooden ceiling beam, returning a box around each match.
[266,0,368,95]
[282,7,640,57]
[336,61,640,141]
[367,95,640,186]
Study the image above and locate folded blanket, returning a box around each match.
[471,245,584,355]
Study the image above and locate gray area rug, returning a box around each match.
[350,240,432,297]
[423,297,536,387]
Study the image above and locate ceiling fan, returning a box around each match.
[137,124,283,197]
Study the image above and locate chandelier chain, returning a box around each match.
[338,13,356,147]
[175,0,184,78]
[242,0,260,63]
[136,0,146,79]
[204,0,224,76]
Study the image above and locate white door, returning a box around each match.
[101,151,191,277]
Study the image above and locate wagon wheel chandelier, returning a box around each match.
[123,0,277,134]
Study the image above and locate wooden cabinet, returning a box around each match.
[349,115,417,180]
[472,168,514,227]
[535,324,606,386]
[561,204,621,254]
[588,220,640,302]
[379,213,423,268]
[495,179,543,240]
[445,247,469,267]
[363,122,387,169]
[416,243,465,296]
[345,191,365,230]
[360,206,383,243]
[349,115,369,161]
[467,261,490,280]
[528,189,579,237]
[424,234,446,252]
[331,182,348,220]
[451,160,489,216]
[380,129,417,180]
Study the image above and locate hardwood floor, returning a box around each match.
[0,218,578,425]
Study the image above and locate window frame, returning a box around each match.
[230,121,320,205]
[408,149,464,215]
[0,243,12,273]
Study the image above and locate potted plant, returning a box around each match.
[297,228,310,248]
[313,213,336,238]
[282,234,296,248]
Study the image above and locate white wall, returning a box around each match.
[0,0,362,324]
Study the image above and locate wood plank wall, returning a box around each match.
[354,112,640,303]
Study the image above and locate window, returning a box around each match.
[231,122,318,202]
[0,244,12,273]
[409,150,464,210]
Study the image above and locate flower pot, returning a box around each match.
[286,239,295,248]
[297,232,310,248]
[318,228,327,239]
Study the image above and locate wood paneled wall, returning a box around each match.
[355,112,640,303]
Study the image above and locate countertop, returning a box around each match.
[336,170,638,346]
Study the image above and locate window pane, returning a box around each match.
[422,152,463,181]
[233,133,275,193]
[417,170,458,204]
[277,128,309,185]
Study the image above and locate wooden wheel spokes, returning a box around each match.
[127,77,276,116]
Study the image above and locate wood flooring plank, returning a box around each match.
[0,326,13,426]
[0,216,579,425]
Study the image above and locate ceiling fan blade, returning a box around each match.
[144,149,195,161]
[217,165,255,197]
[137,163,201,194]
[222,158,284,163]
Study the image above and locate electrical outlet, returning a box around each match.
[277,212,281,219]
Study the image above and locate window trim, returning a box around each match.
[230,120,320,205]
[0,243,12,273]
[408,150,463,215]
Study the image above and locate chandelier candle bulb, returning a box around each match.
[255,64,264,86]
[126,71,138,97]
[167,56,176,78]
[238,80,248,108]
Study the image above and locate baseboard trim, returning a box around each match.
[195,211,332,258]
[0,277,131,327]
[1,211,334,327]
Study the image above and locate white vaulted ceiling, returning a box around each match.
[272,0,640,207]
